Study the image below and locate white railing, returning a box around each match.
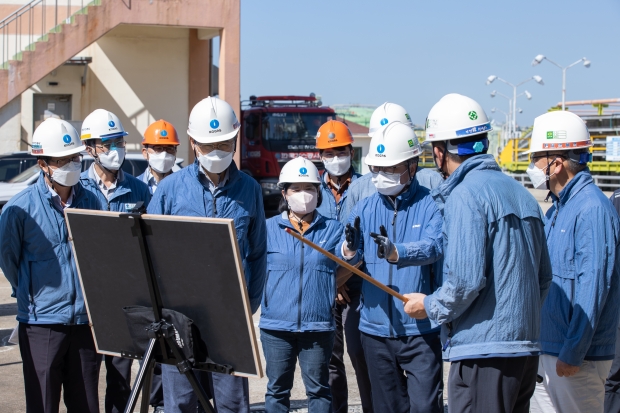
[508,172,620,192]
[0,0,92,68]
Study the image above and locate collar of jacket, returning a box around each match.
[80,166,132,201]
[37,170,86,209]
[549,167,593,207]
[431,154,498,214]
[276,210,326,234]
[190,159,241,191]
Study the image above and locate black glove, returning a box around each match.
[370,225,395,260]
[345,216,361,251]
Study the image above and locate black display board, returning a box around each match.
[66,210,262,378]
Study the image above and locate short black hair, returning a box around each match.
[277,183,323,213]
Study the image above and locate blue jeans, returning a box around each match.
[161,364,249,413]
[260,328,334,413]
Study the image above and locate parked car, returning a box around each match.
[0,152,38,182]
[0,153,184,210]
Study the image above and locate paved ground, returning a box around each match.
[0,188,609,412]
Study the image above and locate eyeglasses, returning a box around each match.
[369,163,409,175]
[530,154,565,163]
[321,149,350,159]
[147,145,177,154]
[47,154,83,167]
[194,139,234,153]
[96,139,126,151]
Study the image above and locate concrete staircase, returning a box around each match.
[0,0,237,109]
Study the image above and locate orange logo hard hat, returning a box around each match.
[143,119,180,146]
[315,120,354,150]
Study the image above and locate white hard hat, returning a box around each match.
[526,111,592,154]
[365,121,422,167]
[31,118,85,157]
[81,109,128,141]
[188,96,241,144]
[278,157,321,187]
[425,94,492,143]
[368,102,413,137]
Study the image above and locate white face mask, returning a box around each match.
[198,149,233,174]
[286,190,318,215]
[50,161,82,187]
[372,170,408,196]
[526,162,555,190]
[149,151,176,174]
[98,148,125,171]
[323,155,351,177]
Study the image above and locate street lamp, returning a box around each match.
[491,107,510,147]
[490,90,513,137]
[487,75,543,138]
[532,55,590,110]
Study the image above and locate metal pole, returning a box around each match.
[513,86,517,139]
[562,68,567,111]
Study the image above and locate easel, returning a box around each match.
[120,206,232,413]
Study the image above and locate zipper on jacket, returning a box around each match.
[213,195,218,216]
[442,322,453,351]
[386,197,398,337]
[297,236,305,332]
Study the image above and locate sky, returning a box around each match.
[240,0,620,127]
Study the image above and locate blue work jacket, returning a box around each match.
[147,161,267,314]
[80,165,151,212]
[0,173,101,324]
[340,167,443,225]
[424,154,552,361]
[316,169,361,226]
[542,169,620,365]
[260,212,342,332]
[337,179,443,338]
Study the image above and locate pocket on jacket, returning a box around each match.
[543,272,575,331]
[304,266,336,321]
[29,257,65,300]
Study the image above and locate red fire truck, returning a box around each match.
[240,94,337,211]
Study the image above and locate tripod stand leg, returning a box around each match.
[124,338,157,413]
[139,359,155,413]
[161,333,216,413]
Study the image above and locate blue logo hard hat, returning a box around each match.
[108,120,115,127]
[377,144,385,153]
[210,119,220,129]
[62,134,72,144]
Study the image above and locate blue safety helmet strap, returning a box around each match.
[446,137,489,156]
[101,130,129,141]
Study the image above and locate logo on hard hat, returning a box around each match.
[380,118,389,126]
[161,130,168,137]
[210,119,220,129]
[62,134,72,144]
[468,111,478,121]
[546,131,567,139]
[328,132,337,141]
[299,167,308,175]
[377,144,385,153]
[108,120,115,127]
[408,140,414,148]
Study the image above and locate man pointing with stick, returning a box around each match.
[403,94,552,413]
[336,121,444,413]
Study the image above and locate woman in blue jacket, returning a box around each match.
[260,156,343,413]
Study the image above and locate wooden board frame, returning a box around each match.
[65,209,263,379]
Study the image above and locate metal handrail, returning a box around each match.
[1,0,87,67]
